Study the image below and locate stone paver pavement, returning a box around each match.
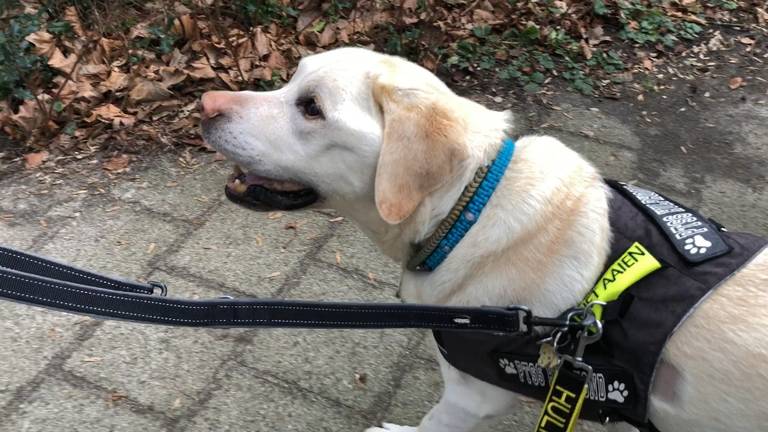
[1,83,766,431]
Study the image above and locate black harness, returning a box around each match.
[435,181,767,429]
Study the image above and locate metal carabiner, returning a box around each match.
[574,317,603,361]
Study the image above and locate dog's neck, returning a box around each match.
[337,111,612,316]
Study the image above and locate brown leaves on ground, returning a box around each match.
[24,151,49,169]
[729,77,745,90]
[0,1,760,157]
[102,154,132,172]
[86,104,135,128]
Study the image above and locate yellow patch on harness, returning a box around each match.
[580,242,662,320]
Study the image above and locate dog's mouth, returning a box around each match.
[225,165,320,211]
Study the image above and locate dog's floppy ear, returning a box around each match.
[372,70,468,225]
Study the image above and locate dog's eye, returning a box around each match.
[297,96,324,120]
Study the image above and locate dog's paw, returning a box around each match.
[365,423,417,432]
[684,234,712,255]
[607,380,629,403]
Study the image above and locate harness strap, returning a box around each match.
[0,245,525,332]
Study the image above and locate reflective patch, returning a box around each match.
[580,242,662,320]
[495,353,636,408]
[609,181,731,263]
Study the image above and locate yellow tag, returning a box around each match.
[534,362,589,432]
[579,242,662,320]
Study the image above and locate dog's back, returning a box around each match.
[649,248,768,431]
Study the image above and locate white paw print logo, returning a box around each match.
[498,358,517,375]
[607,381,629,403]
[684,234,712,255]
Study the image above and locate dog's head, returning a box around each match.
[201,47,502,225]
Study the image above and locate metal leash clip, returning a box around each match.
[560,302,604,373]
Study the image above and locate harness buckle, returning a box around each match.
[505,305,532,334]
[148,280,168,297]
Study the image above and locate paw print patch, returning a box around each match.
[498,358,517,375]
[607,381,629,403]
[684,234,713,255]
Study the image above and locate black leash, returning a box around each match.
[0,245,585,334]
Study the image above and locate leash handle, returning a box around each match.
[0,246,155,295]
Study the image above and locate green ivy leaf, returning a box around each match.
[313,19,326,33]
[472,25,491,39]
[573,79,594,95]
[520,25,540,44]
[12,87,34,100]
[593,0,609,16]
[63,121,77,135]
[530,71,545,84]
[523,82,540,93]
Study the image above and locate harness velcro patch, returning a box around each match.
[608,181,731,263]
[535,361,589,432]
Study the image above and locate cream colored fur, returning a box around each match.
[200,47,768,432]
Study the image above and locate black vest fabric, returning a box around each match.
[433,183,767,427]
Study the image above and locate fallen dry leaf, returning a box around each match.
[108,392,128,403]
[354,372,368,388]
[100,70,130,92]
[24,151,49,169]
[729,77,744,90]
[317,26,337,47]
[129,79,174,103]
[756,7,768,25]
[10,99,41,132]
[642,57,654,71]
[738,37,755,46]
[102,154,131,172]
[160,67,188,87]
[187,60,217,79]
[253,27,270,57]
[63,6,86,37]
[580,40,592,60]
[87,104,136,128]
[266,51,287,69]
[47,49,78,74]
[173,14,199,41]
[25,31,57,57]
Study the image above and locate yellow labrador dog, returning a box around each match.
[199,47,768,432]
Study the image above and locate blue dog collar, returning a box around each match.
[410,138,516,272]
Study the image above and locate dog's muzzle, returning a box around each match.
[225,165,319,211]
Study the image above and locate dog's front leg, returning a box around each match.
[366,355,520,432]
